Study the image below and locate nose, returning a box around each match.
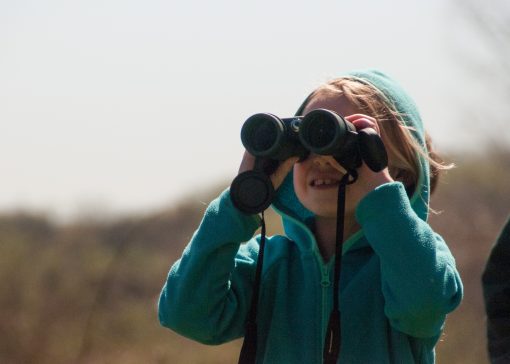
[309,154,347,173]
[310,154,334,167]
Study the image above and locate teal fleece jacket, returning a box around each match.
[158,70,463,363]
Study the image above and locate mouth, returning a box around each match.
[310,178,341,189]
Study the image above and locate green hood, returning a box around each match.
[272,69,430,253]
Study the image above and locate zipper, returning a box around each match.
[318,258,333,362]
[270,205,363,362]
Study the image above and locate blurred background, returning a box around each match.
[1,0,509,363]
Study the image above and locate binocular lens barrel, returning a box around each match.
[301,114,336,149]
[241,113,284,157]
[241,109,355,159]
[299,109,350,155]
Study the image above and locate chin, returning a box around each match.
[306,199,358,219]
[307,205,338,218]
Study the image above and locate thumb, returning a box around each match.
[270,157,299,190]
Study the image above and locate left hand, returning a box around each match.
[344,114,394,199]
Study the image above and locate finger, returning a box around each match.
[322,155,347,174]
[345,115,380,134]
[344,114,377,123]
[238,150,256,174]
[308,154,347,174]
[270,157,299,189]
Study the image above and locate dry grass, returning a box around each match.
[1,150,509,363]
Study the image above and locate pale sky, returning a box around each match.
[0,0,504,221]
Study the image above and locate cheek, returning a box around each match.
[292,164,308,201]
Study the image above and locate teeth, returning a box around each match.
[313,179,338,186]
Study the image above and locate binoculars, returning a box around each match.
[230,109,388,214]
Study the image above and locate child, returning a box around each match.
[158,69,463,363]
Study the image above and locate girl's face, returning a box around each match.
[293,94,364,218]
[293,153,347,218]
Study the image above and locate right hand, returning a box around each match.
[238,151,299,190]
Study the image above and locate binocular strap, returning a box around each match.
[323,172,354,364]
[238,172,355,364]
[238,211,266,364]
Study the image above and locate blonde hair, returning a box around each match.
[303,78,451,195]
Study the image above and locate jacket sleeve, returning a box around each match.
[482,217,510,361]
[355,182,463,338]
[158,189,262,345]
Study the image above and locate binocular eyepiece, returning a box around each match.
[230,109,388,214]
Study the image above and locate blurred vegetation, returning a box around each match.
[1,149,510,364]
